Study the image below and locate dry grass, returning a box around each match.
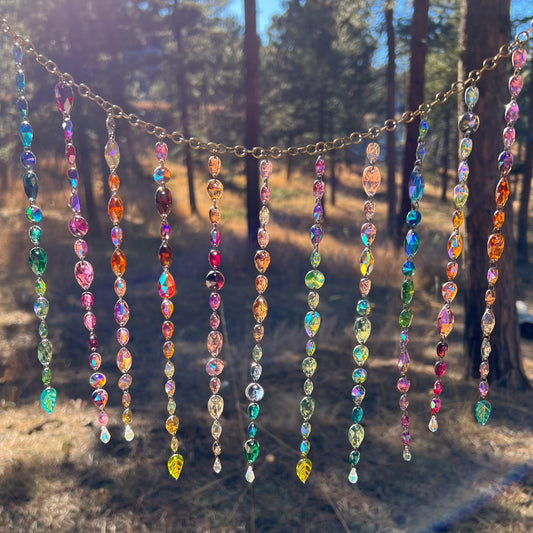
[0,155,533,532]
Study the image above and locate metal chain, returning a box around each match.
[2,16,532,159]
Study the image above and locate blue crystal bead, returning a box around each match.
[68,192,80,212]
[67,168,78,188]
[21,150,36,170]
[404,230,419,257]
[23,171,39,201]
[416,142,425,162]
[26,205,42,223]
[19,121,33,148]
[13,44,23,64]
[62,119,73,141]
[402,260,416,276]
[419,118,428,139]
[310,224,323,245]
[16,69,25,93]
[17,97,28,119]
[409,167,424,203]
[458,161,469,182]
[313,203,323,223]
[248,423,257,438]
[406,210,421,227]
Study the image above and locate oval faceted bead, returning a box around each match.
[253,295,268,323]
[360,247,374,276]
[447,231,463,260]
[401,279,414,305]
[111,249,126,276]
[300,396,315,420]
[207,330,223,356]
[409,166,424,203]
[108,196,124,224]
[453,183,469,208]
[158,271,176,299]
[156,187,172,215]
[207,178,223,200]
[254,250,270,273]
[105,140,120,169]
[208,395,224,419]
[437,305,454,337]
[360,223,376,246]
[366,142,380,163]
[495,178,510,208]
[117,347,132,372]
[208,156,221,177]
[255,275,268,294]
[493,210,505,229]
[245,382,264,402]
[404,230,419,257]
[481,308,495,336]
[304,311,321,337]
[159,243,173,267]
[487,233,504,261]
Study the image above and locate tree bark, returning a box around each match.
[460,0,530,389]
[516,66,533,264]
[244,0,260,244]
[173,14,198,216]
[397,0,428,243]
[385,7,396,239]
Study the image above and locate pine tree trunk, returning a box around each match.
[244,0,260,244]
[397,0,428,243]
[385,7,397,239]
[460,0,530,389]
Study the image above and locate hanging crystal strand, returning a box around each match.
[205,155,225,475]
[395,116,428,461]
[152,140,182,478]
[429,86,479,433]
[13,44,57,413]
[474,46,527,425]
[244,159,272,484]
[105,116,134,442]
[295,155,325,484]
[347,142,381,483]
[54,81,110,443]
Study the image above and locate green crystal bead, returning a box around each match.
[29,225,42,245]
[305,270,325,290]
[399,308,413,328]
[248,403,259,420]
[348,423,365,448]
[302,357,317,377]
[360,247,374,277]
[34,278,46,296]
[304,311,321,337]
[401,279,414,305]
[252,344,263,362]
[244,439,260,463]
[303,379,314,395]
[356,299,371,316]
[41,367,51,385]
[353,344,369,366]
[474,399,491,426]
[38,321,48,338]
[300,396,315,420]
[308,291,319,310]
[29,247,47,275]
[310,248,321,268]
[306,339,316,356]
[352,406,363,423]
[354,317,371,344]
[34,297,49,319]
[349,449,360,466]
[37,339,53,365]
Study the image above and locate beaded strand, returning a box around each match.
[55,81,110,443]
[474,45,527,425]
[13,43,57,413]
[243,159,272,483]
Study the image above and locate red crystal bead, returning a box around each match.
[159,243,173,267]
[156,187,172,215]
[436,341,448,358]
[162,320,174,339]
[433,380,443,395]
[209,249,221,269]
[435,360,446,377]
[430,396,441,414]
[206,270,225,291]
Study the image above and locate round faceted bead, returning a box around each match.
[90,372,106,388]
[206,358,224,377]
[21,150,36,170]
[362,165,382,196]
[155,187,173,217]
[159,243,173,267]
[91,389,108,409]
[245,382,265,402]
[34,296,49,319]
[165,380,176,395]
[69,216,89,238]
[406,210,421,227]
[153,166,171,184]
[352,367,367,383]
[26,205,42,224]
[356,299,371,316]
[206,178,223,200]
[305,270,325,290]
[458,112,479,133]
[397,376,410,393]
[351,385,366,403]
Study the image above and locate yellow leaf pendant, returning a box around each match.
[296,457,312,484]
[168,453,184,480]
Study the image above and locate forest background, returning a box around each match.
[0,0,533,532]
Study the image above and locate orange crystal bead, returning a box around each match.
[108,195,124,224]
[487,233,504,261]
[495,177,510,208]
[111,249,126,276]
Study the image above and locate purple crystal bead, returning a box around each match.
[114,299,130,327]
[505,101,519,123]
[209,292,221,311]
[498,151,513,174]
[155,141,168,161]
[68,192,80,212]
[81,291,94,310]
[67,168,78,188]
[313,179,325,199]
[315,157,326,176]
[55,82,73,115]
[512,47,527,69]
[509,75,523,97]
[502,127,515,149]
[21,150,36,170]
[111,226,123,247]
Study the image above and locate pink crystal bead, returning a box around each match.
[74,239,88,259]
[401,431,410,445]
[210,313,220,330]
[89,352,101,370]
[502,127,515,148]
[509,75,523,96]
[117,327,130,345]
[162,321,174,339]
[91,388,108,409]
[315,157,326,176]
[210,377,221,394]
[98,411,108,426]
[209,249,221,269]
[65,143,76,166]
[397,376,411,393]
[260,185,271,204]
[155,141,168,161]
[210,228,220,247]
[161,299,173,318]
[114,299,130,326]
[512,47,527,69]
[398,351,410,373]
[430,397,441,414]
[55,82,73,115]
[505,101,519,123]
[210,292,221,311]
[206,358,224,376]
[69,216,89,238]
[88,334,98,349]
[401,415,410,428]
[207,330,223,356]
[435,361,446,377]
[74,260,94,290]
[84,312,96,330]
[115,278,127,298]
[117,347,132,372]
[399,394,409,410]
[313,179,325,199]
[260,159,272,179]
[81,291,94,310]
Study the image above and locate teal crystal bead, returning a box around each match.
[356,299,371,316]
[406,210,421,227]
[17,97,28,119]
[248,403,259,420]
[404,230,419,257]
[28,225,42,245]
[248,422,257,439]
[300,440,310,455]
[419,118,428,139]
[244,439,260,463]
[402,260,416,276]
[19,121,33,148]
[26,205,42,224]
[13,44,23,64]
[40,387,57,414]
[23,171,39,201]
[16,69,25,93]
[352,406,363,424]
[409,167,424,203]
